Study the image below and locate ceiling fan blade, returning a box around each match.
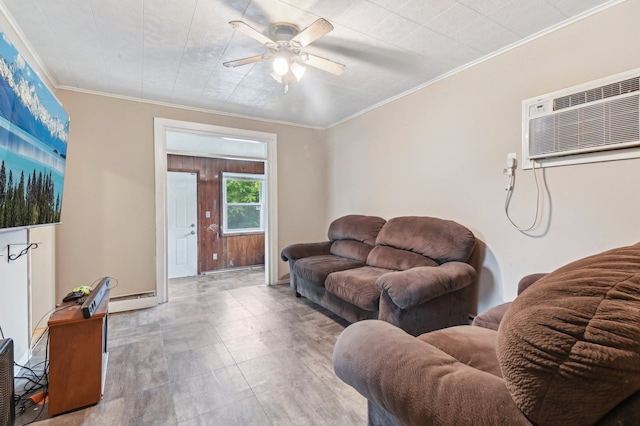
[223,55,266,68]
[229,21,276,48]
[298,53,345,75]
[314,38,434,75]
[290,18,334,49]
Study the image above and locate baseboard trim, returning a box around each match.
[108,296,158,313]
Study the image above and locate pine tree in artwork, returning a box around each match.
[0,163,62,228]
[27,169,38,224]
[54,193,61,222]
[5,170,13,226]
[0,160,5,203]
[16,171,26,224]
[0,160,5,228]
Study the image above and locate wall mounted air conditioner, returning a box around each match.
[522,68,640,169]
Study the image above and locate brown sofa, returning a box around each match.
[281,214,477,336]
[333,242,640,425]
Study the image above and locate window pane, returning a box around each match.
[226,180,261,203]
[228,205,261,230]
[222,172,265,235]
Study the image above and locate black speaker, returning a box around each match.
[0,339,14,426]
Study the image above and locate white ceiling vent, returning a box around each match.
[522,69,640,169]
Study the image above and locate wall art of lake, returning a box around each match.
[0,31,69,230]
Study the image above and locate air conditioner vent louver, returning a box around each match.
[553,77,640,111]
[529,95,640,157]
[523,68,640,167]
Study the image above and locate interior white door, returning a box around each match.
[167,172,198,278]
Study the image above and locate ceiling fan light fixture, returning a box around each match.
[226,18,342,92]
[270,52,305,92]
[291,61,305,81]
[272,56,290,76]
[270,71,292,93]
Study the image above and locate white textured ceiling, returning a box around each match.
[0,0,617,128]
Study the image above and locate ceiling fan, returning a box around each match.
[223,18,346,92]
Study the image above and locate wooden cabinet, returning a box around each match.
[47,291,109,416]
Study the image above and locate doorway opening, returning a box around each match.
[167,155,266,274]
[154,118,278,304]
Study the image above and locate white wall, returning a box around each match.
[0,230,29,364]
[325,0,640,313]
[0,227,56,366]
[30,226,56,332]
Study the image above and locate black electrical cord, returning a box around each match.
[13,330,50,424]
[29,332,50,425]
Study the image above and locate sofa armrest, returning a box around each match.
[280,241,332,262]
[333,320,529,426]
[472,302,510,331]
[376,262,476,309]
[518,273,548,294]
[473,273,548,330]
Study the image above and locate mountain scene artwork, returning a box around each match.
[0,31,69,230]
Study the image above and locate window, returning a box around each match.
[222,172,265,235]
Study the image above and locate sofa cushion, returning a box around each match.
[367,245,438,270]
[328,215,386,246]
[419,325,502,378]
[331,240,374,263]
[325,266,392,311]
[497,242,640,426]
[375,216,475,264]
[294,255,364,285]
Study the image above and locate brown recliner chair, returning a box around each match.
[333,243,640,426]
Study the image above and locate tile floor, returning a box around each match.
[16,267,367,425]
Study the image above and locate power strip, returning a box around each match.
[81,277,110,319]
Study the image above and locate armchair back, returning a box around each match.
[497,242,640,425]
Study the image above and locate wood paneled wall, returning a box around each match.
[167,155,265,272]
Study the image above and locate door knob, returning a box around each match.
[190,230,195,235]
[190,224,195,227]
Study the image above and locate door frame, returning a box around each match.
[154,118,278,304]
